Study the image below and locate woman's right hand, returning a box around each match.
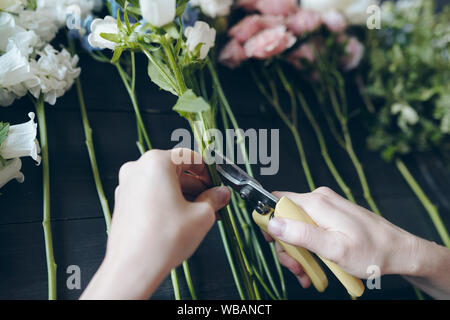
[264,187,450,299]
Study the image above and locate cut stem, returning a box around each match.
[35,98,57,300]
[74,77,112,233]
[296,90,355,203]
[396,158,450,248]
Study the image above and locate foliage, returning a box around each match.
[366,0,450,161]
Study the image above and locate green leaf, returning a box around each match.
[111,47,124,63]
[147,60,177,96]
[0,122,10,147]
[173,89,211,117]
[100,32,120,43]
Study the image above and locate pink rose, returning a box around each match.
[219,39,248,69]
[286,9,322,36]
[288,43,315,70]
[236,0,259,12]
[321,10,347,33]
[228,14,284,43]
[340,36,364,71]
[244,25,296,59]
[256,0,298,16]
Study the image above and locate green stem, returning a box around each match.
[296,90,355,203]
[207,60,254,176]
[67,35,112,233]
[182,261,197,300]
[217,221,246,299]
[216,69,284,299]
[171,269,181,300]
[35,98,57,300]
[395,158,450,248]
[74,77,112,233]
[328,86,381,215]
[115,62,152,150]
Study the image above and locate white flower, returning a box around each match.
[88,16,119,50]
[0,43,35,87]
[0,0,26,13]
[190,0,233,18]
[140,0,176,27]
[0,158,24,189]
[16,7,60,45]
[301,0,378,25]
[391,103,419,130]
[342,0,377,25]
[185,21,216,60]
[0,112,41,164]
[28,45,81,105]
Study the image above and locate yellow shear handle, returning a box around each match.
[253,196,365,298]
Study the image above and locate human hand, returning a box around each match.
[264,187,423,289]
[81,149,230,299]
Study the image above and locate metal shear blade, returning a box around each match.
[213,150,278,215]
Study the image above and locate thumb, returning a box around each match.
[268,217,339,261]
[194,186,231,215]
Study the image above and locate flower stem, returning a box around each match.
[67,36,112,233]
[74,77,112,233]
[182,261,197,300]
[171,268,181,300]
[395,158,450,248]
[327,86,381,215]
[252,68,315,191]
[212,63,284,299]
[296,90,355,203]
[115,61,152,150]
[35,98,57,300]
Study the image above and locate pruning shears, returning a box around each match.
[213,150,365,298]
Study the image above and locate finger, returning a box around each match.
[180,172,209,197]
[272,190,341,227]
[268,217,340,260]
[170,148,210,184]
[296,274,312,289]
[274,243,312,289]
[275,242,304,277]
[261,229,274,242]
[193,186,231,214]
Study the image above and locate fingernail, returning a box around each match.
[268,218,286,237]
[215,186,231,204]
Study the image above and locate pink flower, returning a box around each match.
[244,25,296,59]
[236,0,259,12]
[286,9,322,36]
[340,36,364,71]
[288,43,315,70]
[255,0,298,16]
[228,14,284,43]
[228,15,263,43]
[219,39,248,68]
[321,10,347,33]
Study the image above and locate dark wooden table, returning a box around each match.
[1,48,449,300]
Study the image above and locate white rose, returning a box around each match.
[0,112,41,163]
[185,21,216,60]
[140,0,176,27]
[87,16,119,50]
[190,0,233,18]
[0,158,24,189]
